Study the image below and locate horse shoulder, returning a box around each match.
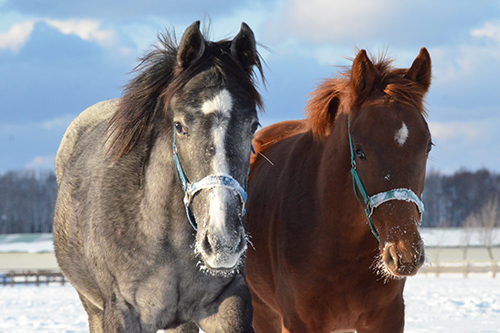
[55,98,119,181]
[250,120,309,165]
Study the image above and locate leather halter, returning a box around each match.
[172,129,248,230]
[348,116,425,242]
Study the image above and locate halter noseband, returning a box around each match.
[348,116,424,242]
[172,129,248,230]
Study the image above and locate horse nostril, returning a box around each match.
[383,243,399,270]
[417,243,425,267]
[202,234,213,256]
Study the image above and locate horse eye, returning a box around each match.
[355,146,366,160]
[174,122,187,135]
[250,121,260,134]
[426,141,434,155]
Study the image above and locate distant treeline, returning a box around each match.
[0,170,57,233]
[0,168,499,233]
[422,169,500,228]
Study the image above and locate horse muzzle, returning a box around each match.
[381,237,425,278]
[194,186,248,273]
[199,228,247,271]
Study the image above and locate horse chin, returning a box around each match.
[197,254,245,278]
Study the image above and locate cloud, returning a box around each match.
[2,0,268,22]
[0,20,134,171]
[471,20,500,42]
[0,19,118,52]
[427,20,500,118]
[44,19,115,44]
[276,0,390,43]
[263,0,500,50]
[430,121,488,143]
[41,114,77,130]
[0,1,499,174]
[0,21,35,51]
[0,20,132,123]
[427,117,500,173]
[25,155,55,171]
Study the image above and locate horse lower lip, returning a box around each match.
[201,249,243,271]
[203,260,239,271]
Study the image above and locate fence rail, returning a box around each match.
[1,270,67,286]
[420,246,499,277]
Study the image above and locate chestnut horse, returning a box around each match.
[245,48,432,332]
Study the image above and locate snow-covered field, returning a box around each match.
[0,274,499,332]
[1,229,499,332]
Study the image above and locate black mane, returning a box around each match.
[107,30,264,158]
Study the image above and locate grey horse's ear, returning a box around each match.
[231,23,257,72]
[178,21,206,69]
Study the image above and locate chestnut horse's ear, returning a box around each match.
[350,49,377,103]
[231,23,258,73]
[305,79,341,138]
[178,21,206,69]
[404,47,432,92]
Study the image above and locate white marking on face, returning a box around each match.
[201,89,233,237]
[203,89,232,175]
[201,89,233,115]
[395,122,409,146]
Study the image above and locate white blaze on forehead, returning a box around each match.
[202,89,234,238]
[395,122,409,146]
[201,89,233,115]
[202,89,233,174]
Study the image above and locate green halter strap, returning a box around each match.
[348,116,425,242]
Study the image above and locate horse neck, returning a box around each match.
[316,112,376,249]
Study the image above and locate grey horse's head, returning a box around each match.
[108,21,263,276]
[166,22,263,275]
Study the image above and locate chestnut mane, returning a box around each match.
[305,53,428,138]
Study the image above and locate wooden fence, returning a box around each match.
[1,270,67,286]
[419,246,499,277]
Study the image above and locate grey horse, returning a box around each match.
[53,21,263,333]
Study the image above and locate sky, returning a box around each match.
[1,0,500,174]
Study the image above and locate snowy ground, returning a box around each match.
[0,274,499,332]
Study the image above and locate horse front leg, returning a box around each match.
[102,292,147,333]
[77,291,104,333]
[250,290,283,333]
[355,293,405,333]
[197,275,255,333]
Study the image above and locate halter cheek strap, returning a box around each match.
[348,116,425,242]
[172,129,249,230]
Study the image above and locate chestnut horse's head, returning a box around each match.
[308,48,432,279]
[348,48,432,279]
